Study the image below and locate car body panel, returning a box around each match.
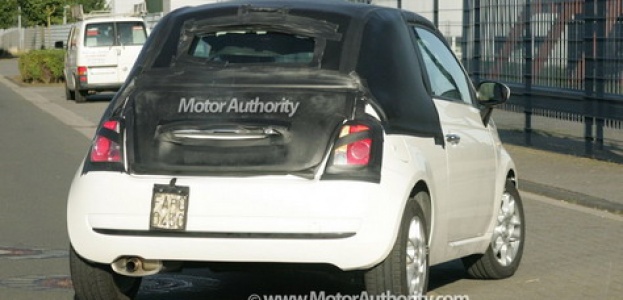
[434,99,497,242]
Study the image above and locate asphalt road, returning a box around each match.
[0,74,622,300]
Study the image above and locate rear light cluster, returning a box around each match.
[333,125,372,166]
[77,66,88,83]
[85,119,125,172]
[323,120,383,182]
[91,120,122,162]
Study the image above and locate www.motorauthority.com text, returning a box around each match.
[248,291,469,300]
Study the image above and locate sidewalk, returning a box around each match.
[1,57,622,214]
[493,110,623,214]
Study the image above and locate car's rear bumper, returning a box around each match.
[67,169,411,271]
[77,82,122,93]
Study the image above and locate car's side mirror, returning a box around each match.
[477,81,510,125]
[54,41,65,49]
[477,81,510,106]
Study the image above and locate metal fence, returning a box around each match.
[0,24,71,52]
[462,0,623,155]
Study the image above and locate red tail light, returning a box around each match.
[323,120,383,182]
[333,124,372,166]
[77,66,88,83]
[90,120,122,162]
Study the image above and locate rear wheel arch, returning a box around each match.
[506,169,517,186]
[409,181,432,240]
[364,189,431,295]
[68,69,77,90]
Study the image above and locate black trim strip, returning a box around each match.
[98,127,120,142]
[88,65,118,68]
[93,229,356,240]
[333,131,371,148]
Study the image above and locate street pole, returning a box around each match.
[433,0,439,28]
[18,6,23,51]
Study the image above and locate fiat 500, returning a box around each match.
[67,1,525,299]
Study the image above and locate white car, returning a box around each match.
[67,1,525,299]
[59,14,148,103]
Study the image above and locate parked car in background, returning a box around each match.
[58,14,148,103]
[66,1,525,299]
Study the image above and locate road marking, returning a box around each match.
[0,246,68,260]
[0,275,73,291]
[0,76,95,139]
[0,274,220,293]
[523,191,623,221]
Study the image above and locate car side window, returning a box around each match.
[413,27,473,105]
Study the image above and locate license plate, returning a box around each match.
[150,184,189,231]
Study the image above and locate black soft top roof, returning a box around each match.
[124,0,443,141]
[140,0,436,71]
[170,0,435,31]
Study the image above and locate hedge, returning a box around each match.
[18,49,65,84]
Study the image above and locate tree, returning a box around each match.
[18,0,65,27]
[0,0,19,29]
[16,0,107,27]
[70,0,108,13]
[65,0,108,23]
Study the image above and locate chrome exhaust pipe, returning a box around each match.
[111,257,162,277]
[125,257,141,273]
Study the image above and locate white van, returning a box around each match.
[61,15,148,102]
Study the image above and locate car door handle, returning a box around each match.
[446,133,461,144]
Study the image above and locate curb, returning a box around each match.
[0,75,96,139]
[520,180,623,215]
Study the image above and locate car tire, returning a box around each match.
[75,90,88,103]
[65,82,75,100]
[70,245,142,300]
[364,192,429,296]
[74,76,88,103]
[462,179,525,279]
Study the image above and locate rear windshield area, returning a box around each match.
[189,30,315,64]
[84,21,147,47]
[148,8,347,70]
